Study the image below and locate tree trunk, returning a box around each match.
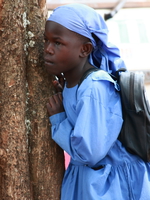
[0,0,64,199]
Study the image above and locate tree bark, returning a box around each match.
[0,0,64,199]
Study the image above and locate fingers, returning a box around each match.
[53,80,63,93]
[47,93,64,116]
[46,102,52,115]
[53,73,65,93]
[57,92,63,102]
[58,74,65,88]
[48,93,62,106]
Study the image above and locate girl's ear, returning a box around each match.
[79,42,93,58]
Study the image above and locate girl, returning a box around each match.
[44,3,150,200]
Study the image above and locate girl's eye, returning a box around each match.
[55,41,61,46]
[44,37,48,42]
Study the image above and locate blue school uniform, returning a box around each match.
[50,70,150,200]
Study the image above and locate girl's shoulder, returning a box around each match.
[91,70,115,83]
[78,70,119,93]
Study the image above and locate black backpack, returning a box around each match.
[78,68,150,162]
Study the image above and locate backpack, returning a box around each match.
[78,68,150,162]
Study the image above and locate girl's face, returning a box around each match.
[44,21,84,76]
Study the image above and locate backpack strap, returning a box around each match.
[115,68,127,79]
[78,67,123,88]
[78,68,100,88]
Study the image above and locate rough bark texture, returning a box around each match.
[0,0,64,199]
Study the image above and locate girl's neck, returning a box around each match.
[65,61,94,88]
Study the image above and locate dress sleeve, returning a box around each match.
[50,80,123,167]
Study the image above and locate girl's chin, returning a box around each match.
[45,69,59,76]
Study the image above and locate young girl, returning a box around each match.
[44,3,150,200]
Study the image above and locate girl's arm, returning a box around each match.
[49,82,123,167]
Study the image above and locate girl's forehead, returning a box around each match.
[45,21,88,43]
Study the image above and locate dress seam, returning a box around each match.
[123,162,135,200]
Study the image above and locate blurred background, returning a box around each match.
[46,0,150,100]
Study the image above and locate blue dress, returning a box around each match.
[50,70,150,200]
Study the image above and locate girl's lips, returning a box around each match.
[44,60,54,65]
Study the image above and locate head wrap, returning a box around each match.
[47,3,126,75]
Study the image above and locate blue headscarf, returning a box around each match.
[47,3,126,75]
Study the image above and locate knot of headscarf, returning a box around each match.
[47,3,126,75]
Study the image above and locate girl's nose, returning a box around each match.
[45,42,54,55]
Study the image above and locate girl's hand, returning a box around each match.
[47,92,64,117]
[53,73,65,93]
